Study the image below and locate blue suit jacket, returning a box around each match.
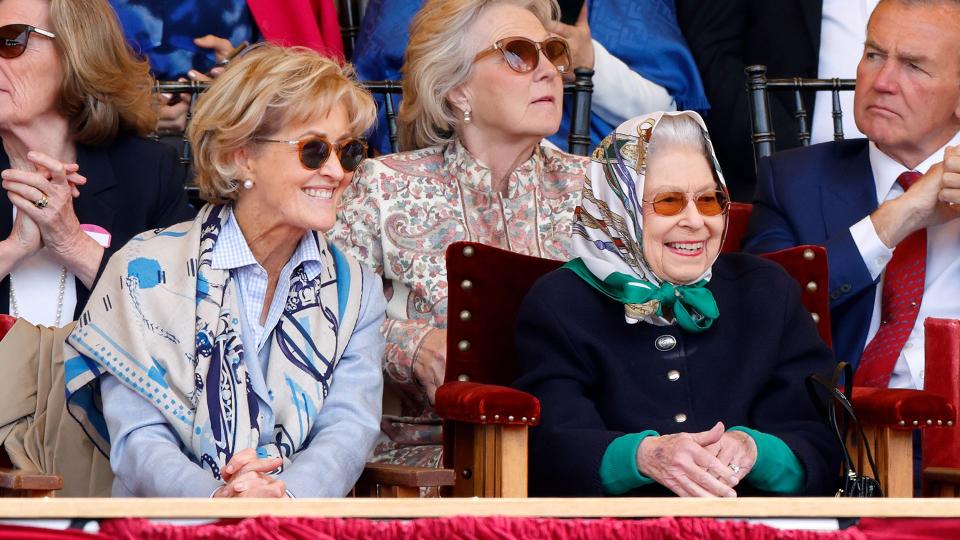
[743,139,878,369]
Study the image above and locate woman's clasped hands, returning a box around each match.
[213,448,288,498]
[1,151,87,261]
[636,422,757,498]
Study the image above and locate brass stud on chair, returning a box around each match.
[938,420,943,426]
[927,419,934,425]
[463,245,475,257]
[462,469,472,479]
[493,414,500,420]
[949,421,955,427]
[459,310,472,321]
[530,417,536,422]
[458,340,471,352]
[521,417,528,422]
[806,281,818,293]
[811,312,820,323]
[457,374,470,382]
[479,415,486,421]
[913,420,920,426]
[461,279,473,290]
[803,248,815,261]
[507,415,514,422]
[899,420,907,426]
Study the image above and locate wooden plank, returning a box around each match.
[450,422,477,497]
[874,428,913,498]
[358,463,454,488]
[0,469,63,491]
[495,426,527,498]
[2,497,960,519]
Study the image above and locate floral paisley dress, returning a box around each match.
[331,139,587,467]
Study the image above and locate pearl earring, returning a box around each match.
[242,179,254,190]
[463,109,472,123]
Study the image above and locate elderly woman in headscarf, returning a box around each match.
[513,111,840,497]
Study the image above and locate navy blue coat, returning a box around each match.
[0,134,197,319]
[743,139,876,370]
[513,253,840,497]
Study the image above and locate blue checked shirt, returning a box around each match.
[99,207,386,497]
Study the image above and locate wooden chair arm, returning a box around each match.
[923,467,960,485]
[0,468,62,497]
[359,462,454,488]
[353,462,455,498]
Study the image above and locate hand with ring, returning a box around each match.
[1,150,104,287]
[636,422,739,497]
[704,429,758,485]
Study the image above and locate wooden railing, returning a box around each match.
[2,498,960,519]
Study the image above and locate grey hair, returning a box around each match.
[397,0,560,151]
[647,114,723,188]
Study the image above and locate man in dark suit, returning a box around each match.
[676,0,823,201]
[743,0,960,390]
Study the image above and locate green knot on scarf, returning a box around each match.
[563,258,718,333]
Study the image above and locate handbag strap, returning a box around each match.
[805,362,883,488]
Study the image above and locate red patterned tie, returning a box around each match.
[855,171,926,387]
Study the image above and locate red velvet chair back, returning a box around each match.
[759,245,833,347]
[444,242,562,387]
[721,202,753,253]
[922,318,960,470]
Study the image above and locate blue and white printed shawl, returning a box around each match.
[64,204,363,480]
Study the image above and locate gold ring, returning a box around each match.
[34,194,49,209]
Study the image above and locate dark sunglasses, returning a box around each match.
[0,24,56,59]
[473,36,572,74]
[255,136,367,172]
[642,190,730,217]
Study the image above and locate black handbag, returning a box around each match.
[806,362,884,497]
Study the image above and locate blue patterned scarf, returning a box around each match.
[64,205,362,480]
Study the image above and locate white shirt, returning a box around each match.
[849,130,960,389]
[811,0,879,144]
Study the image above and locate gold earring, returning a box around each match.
[463,109,472,123]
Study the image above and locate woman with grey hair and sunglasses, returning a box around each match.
[331,0,587,469]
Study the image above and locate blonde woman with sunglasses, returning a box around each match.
[513,111,841,498]
[63,44,387,498]
[331,0,588,470]
[0,0,195,328]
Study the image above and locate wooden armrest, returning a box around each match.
[359,462,454,489]
[923,467,960,485]
[0,468,63,492]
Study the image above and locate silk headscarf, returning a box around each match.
[566,110,728,331]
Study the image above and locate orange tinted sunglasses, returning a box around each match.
[642,190,730,217]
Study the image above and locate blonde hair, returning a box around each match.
[50,0,156,145]
[398,0,559,151]
[188,44,376,204]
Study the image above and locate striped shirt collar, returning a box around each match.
[210,206,323,280]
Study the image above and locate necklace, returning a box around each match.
[9,266,68,327]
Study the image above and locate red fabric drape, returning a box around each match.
[98,516,866,540]
[856,518,960,540]
[0,524,109,540]
[245,0,345,59]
